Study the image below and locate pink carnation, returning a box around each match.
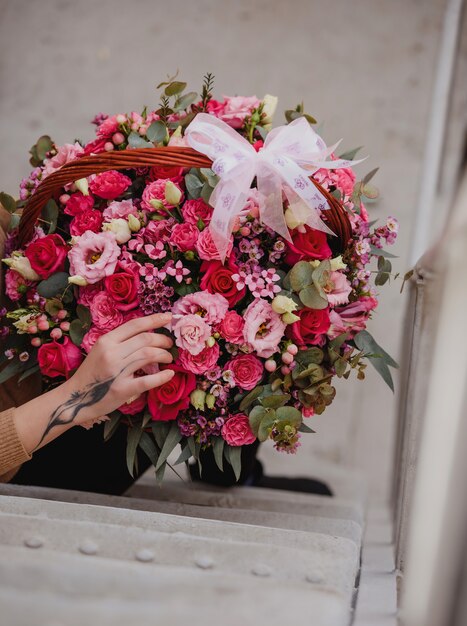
[68,231,120,284]
[243,298,286,358]
[222,413,256,446]
[325,271,352,306]
[102,199,138,221]
[169,222,199,252]
[220,96,261,129]
[77,281,104,307]
[5,270,32,301]
[226,354,264,390]
[69,209,104,236]
[196,227,232,261]
[89,170,132,200]
[172,291,229,326]
[182,199,213,226]
[64,192,95,216]
[173,314,211,356]
[141,179,183,211]
[42,142,84,178]
[90,292,124,331]
[177,343,220,375]
[96,115,119,138]
[81,326,106,353]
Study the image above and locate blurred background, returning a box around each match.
[0,0,466,503]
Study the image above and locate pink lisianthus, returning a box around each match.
[172,291,229,326]
[81,325,106,353]
[64,192,94,216]
[69,209,104,236]
[5,270,32,301]
[328,296,378,338]
[102,199,138,221]
[172,314,212,356]
[243,298,286,358]
[221,413,256,446]
[141,179,184,211]
[68,231,120,284]
[177,343,220,375]
[90,292,124,330]
[42,142,84,178]
[219,310,245,344]
[181,198,213,226]
[226,354,264,390]
[324,271,352,306]
[196,227,233,261]
[89,170,132,200]
[169,222,199,252]
[220,96,261,129]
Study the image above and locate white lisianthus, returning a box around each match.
[68,275,88,286]
[165,180,182,205]
[102,218,132,244]
[330,255,347,271]
[74,177,89,196]
[190,389,206,411]
[3,253,40,281]
[127,213,141,233]
[271,294,298,316]
[262,94,278,130]
[284,200,310,231]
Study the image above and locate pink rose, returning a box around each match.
[226,354,264,390]
[221,413,256,446]
[38,337,84,378]
[219,310,245,344]
[177,344,220,375]
[102,199,138,221]
[90,292,124,330]
[42,142,84,178]
[243,298,286,358]
[118,392,147,415]
[81,326,105,353]
[220,96,261,129]
[24,233,68,279]
[182,199,213,226]
[83,137,107,156]
[324,271,352,306]
[205,99,226,116]
[69,209,104,236]
[172,291,229,326]
[5,270,32,301]
[169,222,199,252]
[141,179,184,211]
[196,227,232,261]
[77,281,104,307]
[173,314,211,355]
[64,192,95,216]
[68,231,120,284]
[89,170,132,200]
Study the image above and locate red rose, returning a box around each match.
[226,354,264,390]
[148,165,184,184]
[89,170,132,200]
[287,307,331,346]
[104,263,139,311]
[118,392,147,415]
[219,310,245,344]
[24,234,68,279]
[38,337,84,378]
[64,192,95,216]
[147,364,196,421]
[284,226,332,265]
[70,209,104,236]
[169,222,199,252]
[200,259,246,307]
[221,413,256,446]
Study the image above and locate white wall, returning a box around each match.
[0,0,450,499]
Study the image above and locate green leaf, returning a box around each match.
[338,146,363,161]
[151,422,171,449]
[0,192,17,214]
[335,358,347,377]
[258,412,277,442]
[275,405,303,426]
[294,347,324,365]
[174,91,198,111]
[17,363,39,383]
[76,304,92,327]
[155,461,166,483]
[146,121,167,144]
[362,183,379,200]
[36,272,69,298]
[104,412,122,441]
[289,261,314,292]
[139,431,160,467]
[187,436,200,460]
[298,422,316,434]
[155,422,182,471]
[69,319,86,347]
[295,363,324,381]
[165,81,187,96]
[185,172,204,199]
[239,385,264,412]
[369,245,397,259]
[354,330,398,391]
[212,437,224,471]
[126,426,142,477]
[128,132,153,149]
[260,393,291,409]
[35,135,54,161]
[329,334,347,351]
[299,285,328,309]
[362,167,379,184]
[41,199,58,234]
[200,182,213,204]
[174,442,192,465]
[224,445,242,481]
[248,405,268,436]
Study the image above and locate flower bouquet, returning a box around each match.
[0,74,399,482]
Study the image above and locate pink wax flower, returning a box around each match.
[219,310,245,344]
[90,292,124,331]
[89,170,132,200]
[220,96,261,129]
[141,179,184,211]
[42,142,84,178]
[177,343,221,375]
[324,271,352,306]
[64,192,95,216]
[243,298,286,358]
[196,227,233,261]
[5,270,32,302]
[173,314,212,356]
[81,326,105,353]
[172,291,229,326]
[68,231,120,284]
[182,198,213,226]
[221,413,256,446]
[102,199,138,221]
[69,209,104,236]
[226,354,264,390]
[169,222,199,252]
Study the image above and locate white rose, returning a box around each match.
[262,94,278,130]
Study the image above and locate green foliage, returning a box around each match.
[338,146,363,161]
[239,385,264,412]
[375,256,392,286]
[36,272,69,298]
[126,426,143,477]
[146,121,168,144]
[41,199,58,234]
[128,132,153,149]
[285,102,316,125]
[103,412,122,441]
[212,437,225,472]
[0,192,17,214]
[29,135,53,167]
[155,422,182,471]
[353,330,398,391]
[224,445,242,481]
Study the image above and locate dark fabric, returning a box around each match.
[11,423,151,495]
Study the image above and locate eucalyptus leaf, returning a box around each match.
[338,146,363,161]
[294,347,324,365]
[369,245,397,259]
[128,131,153,149]
[37,272,69,298]
[155,461,166,483]
[76,304,92,327]
[212,437,225,471]
[0,192,17,214]
[258,412,277,442]
[185,173,204,199]
[362,167,379,184]
[275,405,302,426]
[260,393,291,409]
[146,121,167,144]
[248,405,269,436]
[36,135,54,161]
[165,81,187,96]
[224,445,242,481]
[126,426,143,477]
[299,285,328,309]
[200,182,213,204]
[239,385,264,412]
[174,91,198,111]
[69,319,86,347]
[289,261,314,292]
[17,364,40,383]
[354,330,398,391]
[42,199,59,234]
[155,422,182,470]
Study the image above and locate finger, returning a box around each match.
[106,312,172,344]
[125,347,173,373]
[133,369,175,393]
[120,332,173,360]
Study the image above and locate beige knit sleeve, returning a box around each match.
[0,407,31,481]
